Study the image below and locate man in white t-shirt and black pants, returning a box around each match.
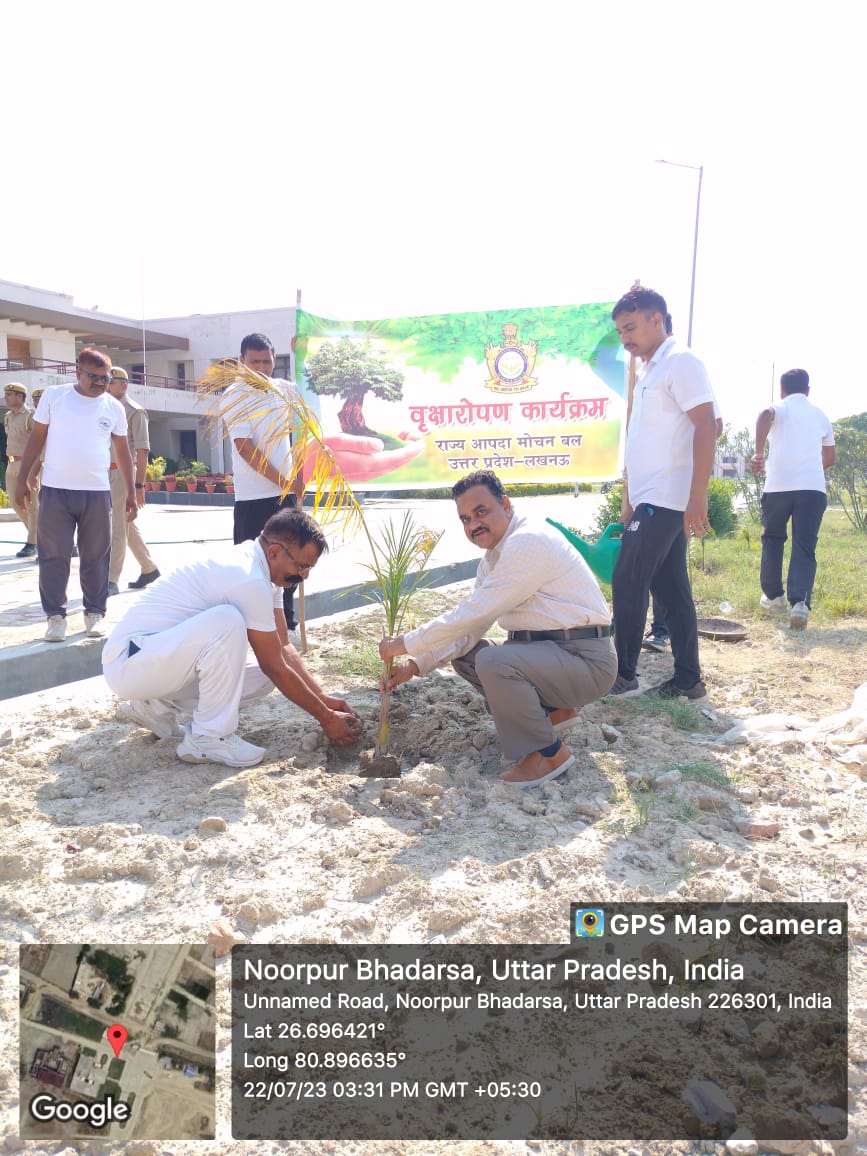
[609,288,717,700]
[750,368,835,629]
[224,333,304,629]
[14,347,136,643]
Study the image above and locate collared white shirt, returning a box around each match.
[626,337,714,511]
[403,510,611,675]
[224,377,298,501]
[764,393,834,494]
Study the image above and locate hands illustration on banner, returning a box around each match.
[316,433,424,484]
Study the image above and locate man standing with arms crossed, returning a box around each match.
[224,333,304,630]
[609,287,716,699]
[15,348,136,642]
[107,367,159,595]
[3,383,39,557]
[750,368,835,629]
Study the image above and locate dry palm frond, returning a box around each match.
[198,360,362,532]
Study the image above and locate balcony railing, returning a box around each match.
[0,358,196,391]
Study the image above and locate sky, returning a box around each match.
[4,1,864,431]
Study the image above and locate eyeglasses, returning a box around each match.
[81,371,112,385]
[263,537,314,575]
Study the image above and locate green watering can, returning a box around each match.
[546,518,624,584]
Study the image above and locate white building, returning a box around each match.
[1,278,296,474]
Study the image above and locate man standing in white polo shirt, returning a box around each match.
[750,368,835,629]
[14,347,136,642]
[609,288,717,699]
[223,333,304,630]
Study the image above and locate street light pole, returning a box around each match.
[656,159,703,347]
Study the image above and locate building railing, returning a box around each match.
[0,358,196,391]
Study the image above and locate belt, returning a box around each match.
[507,625,612,642]
[7,455,22,462]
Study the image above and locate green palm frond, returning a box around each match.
[198,361,362,532]
[359,513,443,638]
[355,512,443,755]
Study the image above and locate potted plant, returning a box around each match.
[204,476,217,494]
[146,456,166,491]
[177,473,197,493]
[223,473,234,495]
[163,474,178,492]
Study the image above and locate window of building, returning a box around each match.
[274,355,292,380]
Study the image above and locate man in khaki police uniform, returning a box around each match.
[107,368,159,595]
[3,383,39,557]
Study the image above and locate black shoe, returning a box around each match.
[128,569,160,589]
[644,678,707,701]
[641,630,670,653]
[107,582,120,597]
[16,543,37,558]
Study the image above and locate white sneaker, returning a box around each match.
[44,615,66,643]
[177,726,266,768]
[117,699,183,740]
[84,613,106,638]
[759,594,788,613]
[790,601,810,629]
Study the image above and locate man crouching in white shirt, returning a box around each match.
[379,470,616,789]
[103,508,362,767]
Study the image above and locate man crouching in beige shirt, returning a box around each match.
[379,469,616,789]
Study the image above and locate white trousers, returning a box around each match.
[103,605,273,738]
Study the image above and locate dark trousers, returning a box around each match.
[38,486,112,618]
[234,493,299,629]
[611,502,701,687]
[760,489,827,608]
[649,595,668,637]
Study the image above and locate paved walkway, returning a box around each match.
[0,493,602,700]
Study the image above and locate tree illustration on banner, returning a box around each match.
[304,338,404,437]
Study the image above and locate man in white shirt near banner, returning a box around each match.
[749,367,835,629]
[609,287,716,700]
[379,470,616,789]
[223,333,304,630]
[14,348,136,643]
[102,508,362,768]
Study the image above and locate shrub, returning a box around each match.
[593,483,625,538]
[0,488,9,509]
[706,478,736,536]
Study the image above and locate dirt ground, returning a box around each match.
[1,585,864,1156]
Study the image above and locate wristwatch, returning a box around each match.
[135,483,145,489]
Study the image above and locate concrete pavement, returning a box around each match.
[0,493,602,700]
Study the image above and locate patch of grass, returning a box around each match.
[622,697,708,732]
[689,507,866,621]
[633,789,657,829]
[676,760,731,789]
[337,639,383,680]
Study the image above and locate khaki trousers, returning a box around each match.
[6,459,39,542]
[109,469,156,583]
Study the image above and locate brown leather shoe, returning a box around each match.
[549,707,579,735]
[499,745,575,789]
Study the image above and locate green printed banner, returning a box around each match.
[296,303,626,489]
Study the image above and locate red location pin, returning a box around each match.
[106,1024,128,1059]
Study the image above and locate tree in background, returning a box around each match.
[716,427,764,522]
[304,338,404,437]
[829,413,867,531]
